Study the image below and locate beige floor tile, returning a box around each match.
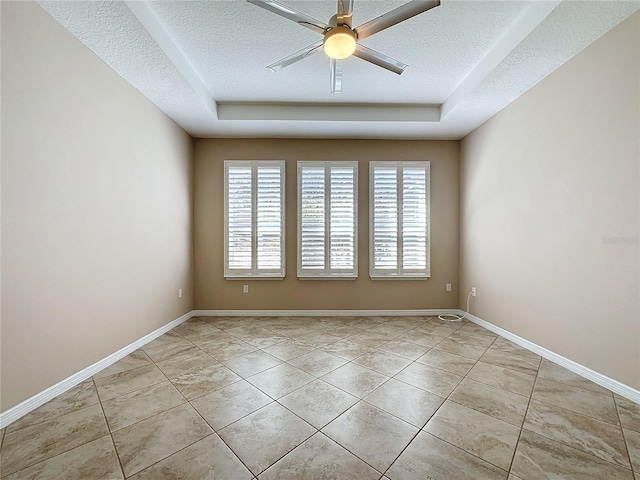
[93,350,152,380]
[322,401,418,472]
[537,359,612,396]
[189,330,235,348]
[155,348,219,379]
[223,350,283,377]
[616,394,640,432]
[7,379,99,433]
[490,337,541,361]
[143,339,198,363]
[112,403,213,477]
[466,361,535,397]
[321,363,390,398]
[433,338,489,360]
[142,331,187,350]
[200,338,257,361]
[415,322,460,337]
[424,400,520,470]
[352,350,412,376]
[524,399,630,467]
[259,432,381,480]
[322,340,372,360]
[532,377,619,425]
[191,379,272,430]
[364,378,444,427]
[416,348,476,376]
[386,431,508,480]
[447,330,497,347]
[330,325,368,338]
[130,433,253,480]
[218,402,315,475]
[262,338,317,361]
[346,330,390,349]
[512,429,634,480]
[397,331,446,348]
[449,378,529,426]
[94,364,167,402]
[271,324,316,338]
[226,324,273,339]
[4,435,123,480]
[625,427,640,473]
[243,332,288,349]
[394,362,463,397]
[459,323,499,337]
[278,379,358,429]
[101,381,185,431]
[480,347,541,376]
[377,338,430,360]
[170,363,241,400]
[0,404,109,477]
[365,323,408,339]
[296,330,344,348]
[247,363,315,399]
[287,350,348,377]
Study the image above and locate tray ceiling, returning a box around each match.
[36,0,639,139]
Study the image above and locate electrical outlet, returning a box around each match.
[446,283,452,292]
[178,288,183,298]
[471,287,477,297]
[243,284,249,294]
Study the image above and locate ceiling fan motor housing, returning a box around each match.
[323,26,357,59]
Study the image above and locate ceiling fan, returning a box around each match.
[246,0,441,93]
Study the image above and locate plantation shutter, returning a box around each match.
[298,162,358,278]
[370,162,430,278]
[225,161,285,278]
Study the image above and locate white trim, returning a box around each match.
[461,310,640,404]
[0,310,194,429]
[193,309,454,317]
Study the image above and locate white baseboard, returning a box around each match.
[0,310,194,429]
[193,309,454,317]
[461,310,640,404]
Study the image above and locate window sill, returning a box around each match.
[225,275,285,281]
[370,275,430,280]
[298,275,357,281]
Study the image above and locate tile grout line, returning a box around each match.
[92,375,128,480]
[505,352,542,476]
[613,394,637,476]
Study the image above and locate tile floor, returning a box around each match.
[1,315,639,479]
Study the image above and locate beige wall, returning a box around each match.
[460,13,640,389]
[194,139,459,310]
[1,2,194,410]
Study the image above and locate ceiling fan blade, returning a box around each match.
[354,0,440,40]
[353,44,407,75]
[330,58,343,93]
[267,41,324,72]
[337,0,355,28]
[247,0,329,34]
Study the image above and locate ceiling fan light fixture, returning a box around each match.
[323,26,357,59]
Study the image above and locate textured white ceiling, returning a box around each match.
[37,0,639,139]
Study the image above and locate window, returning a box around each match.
[370,161,430,278]
[297,161,358,278]
[224,161,285,278]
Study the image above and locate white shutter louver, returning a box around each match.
[298,162,358,278]
[225,161,285,278]
[370,162,430,278]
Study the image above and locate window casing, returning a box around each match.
[224,160,285,279]
[370,161,430,279]
[297,161,358,279]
